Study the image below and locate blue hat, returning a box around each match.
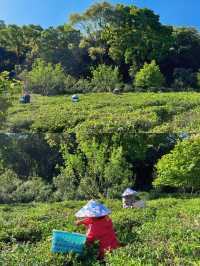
[122,188,137,197]
[75,200,112,218]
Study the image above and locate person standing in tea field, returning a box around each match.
[122,188,145,208]
[75,200,120,259]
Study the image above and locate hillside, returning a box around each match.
[4,92,200,133]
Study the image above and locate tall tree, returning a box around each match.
[38,24,89,77]
[160,27,200,84]
[70,2,113,65]
[102,5,173,71]
[0,25,26,64]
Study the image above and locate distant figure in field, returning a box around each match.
[113,88,120,95]
[71,94,79,103]
[24,91,31,103]
[122,188,145,209]
[20,91,31,104]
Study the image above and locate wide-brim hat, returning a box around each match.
[122,188,137,197]
[75,200,112,218]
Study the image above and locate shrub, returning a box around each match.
[54,141,133,200]
[0,170,52,203]
[63,75,77,94]
[123,83,134,92]
[91,64,122,92]
[0,71,22,127]
[134,60,165,90]
[0,169,22,203]
[14,177,52,203]
[154,135,200,190]
[22,59,68,96]
[71,79,92,93]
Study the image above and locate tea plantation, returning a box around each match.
[0,197,199,266]
[4,92,200,133]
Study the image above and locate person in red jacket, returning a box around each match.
[75,200,120,259]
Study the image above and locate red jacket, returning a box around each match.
[77,216,119,258]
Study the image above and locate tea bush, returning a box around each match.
[6,92,200,134]
[0,198,199,265]
[154,136,200,190]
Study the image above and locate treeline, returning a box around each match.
[1,2,200,94]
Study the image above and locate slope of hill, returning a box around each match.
[4,92,200,133]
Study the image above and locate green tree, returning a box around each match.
[0,73,9,127]
[102,4,173,69]
[38,25,88,77]
[23,59,67,95]
[54,138,132,200]
[91,64,122,92]
[70,2,112,64]
[173,68,197,90]
[0,25,26,64]
[154,136,200,190]
[134,60,165,90]
[0,133,62,181]
[160,27,200,85]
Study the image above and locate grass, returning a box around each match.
[0,197,199,265]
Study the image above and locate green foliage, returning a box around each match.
[4,92,200,191]
[14,177,52,203]
[0,71,22,127]
[196,69,200,89]
[0,134,62,181]
[101,4,173,68]
[23,59,69,95]
[0,169,22,203]
[0,25,26,64]
[0,198,199,265]
[54,140,132,200]
[134,61,165,90]
[71,78,92,93]
[0,6,200,91]
[173,68,197,90]
[91,64,122,92]
[0,169,52,204]
[38,25,86,77]
[154,136,200,190]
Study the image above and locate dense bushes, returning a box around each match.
[0,71,22,127]
[2,93,200,202]
[3,93,200,201]
[91,64,122,92]
[154,136,200,190]
[54,142,132,200]
[134,61,165,90]
[0,169,52,203]
[22,59,68,96]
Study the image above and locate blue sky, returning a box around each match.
[0,0,199,30]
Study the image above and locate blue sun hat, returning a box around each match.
[122,188,137,197]
[75,200,112,218]
[71,94,79,102]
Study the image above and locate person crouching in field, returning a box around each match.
[75,200,120,259]
[122,188,145,208]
